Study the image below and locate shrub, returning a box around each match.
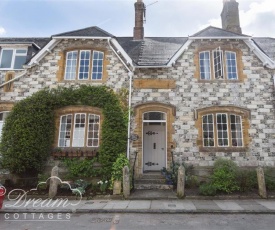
[63,158,96,179]
[199,183,217,196]
[111,153,130,181]
[0,85,127,177]
[264,168,275,191]
[211,158,240,193]
[186,175,199,189]
[237,168,257,192]
[163,162,193,186]
[71,179,90,196]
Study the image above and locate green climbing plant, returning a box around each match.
[0,85,127,177]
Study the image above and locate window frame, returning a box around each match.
[225,51,238,80]
[0,48,27,70]
[63,49,104,81]
[199,51,211,80]
[200,110,245,151]
[58,112,100,148]
[198,48,238,81]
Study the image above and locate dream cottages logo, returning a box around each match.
[1,176,82,221]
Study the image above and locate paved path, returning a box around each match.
[1,199,275,214]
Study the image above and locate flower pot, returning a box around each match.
[0,186,5,209]
[113,180,121,195]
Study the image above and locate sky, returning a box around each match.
[0,0,274,38]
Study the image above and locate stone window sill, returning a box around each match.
[199,147,248,152]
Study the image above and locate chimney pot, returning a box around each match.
[221,0,242,34]
[133,0,145,40]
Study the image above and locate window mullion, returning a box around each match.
[228,113,233,147]
[76,51,80,80]
[11,49,15,69]
[84,113,88,147]
[213,113,217,147]
[89,50,92,80]
[70,113,75,147]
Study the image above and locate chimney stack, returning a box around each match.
[133,0,145,40]
[221,0,242,34]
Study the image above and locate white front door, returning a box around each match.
[143,123,166,171]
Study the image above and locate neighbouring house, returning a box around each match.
[0,0,275,182]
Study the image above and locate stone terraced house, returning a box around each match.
[0,0,275,181]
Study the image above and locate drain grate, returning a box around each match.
[85,202,94,204]
[168,204,176,207]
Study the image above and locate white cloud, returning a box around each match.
[0,27,6,35]
[196,0,275,37]
[240,0,275,36]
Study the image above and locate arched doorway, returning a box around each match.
[143,112,166,171]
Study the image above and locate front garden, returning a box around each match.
[161,158,275,198]
[0,85,131,197]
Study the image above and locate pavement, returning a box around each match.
[1,199,275,214]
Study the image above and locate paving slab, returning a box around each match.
[80,200,109,210]
[126,200,151,210]
[213,200,244,211]
[150,200,196,211]
[236,200,268,211]
[192,200,221,211]
[103,201,130,210]
[129,189,177,200]
[256,200,275,210]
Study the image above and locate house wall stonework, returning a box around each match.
[0,39,130,102]
[130,39,275,169]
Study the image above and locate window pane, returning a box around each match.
[72,114,86,147]
[216,113,228,146]
[226,51,238,80]
[199,51,211,80]
[0,50,13,68]
[16,49,27,54]
[58,115,72,147]
[91,51,104,80]
[230,114,243,147]
[87,114,100,147]
[213,49,224,79]
[202,114,214,147]
[78,50,90,80]
[14,56,26,69]
[143,112,166,120]
[64,51,77,80]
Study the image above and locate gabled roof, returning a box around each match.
[2,26,274,69]
[190,26,250,38]
[52,26,114,38]
[0,38,50,49]
[117,37,188,66]
[252,38,275,60]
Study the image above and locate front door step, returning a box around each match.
[129,189,177,200]
[135,184,173,190]
[134,172,173,190]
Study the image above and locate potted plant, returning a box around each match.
[111,153,130,195]
[0,183,6,209]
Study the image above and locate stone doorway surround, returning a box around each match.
[133,102,176,178]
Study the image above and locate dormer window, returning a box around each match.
[64,50,104,81]
[199,47,238,80]
[0,48,27,69]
